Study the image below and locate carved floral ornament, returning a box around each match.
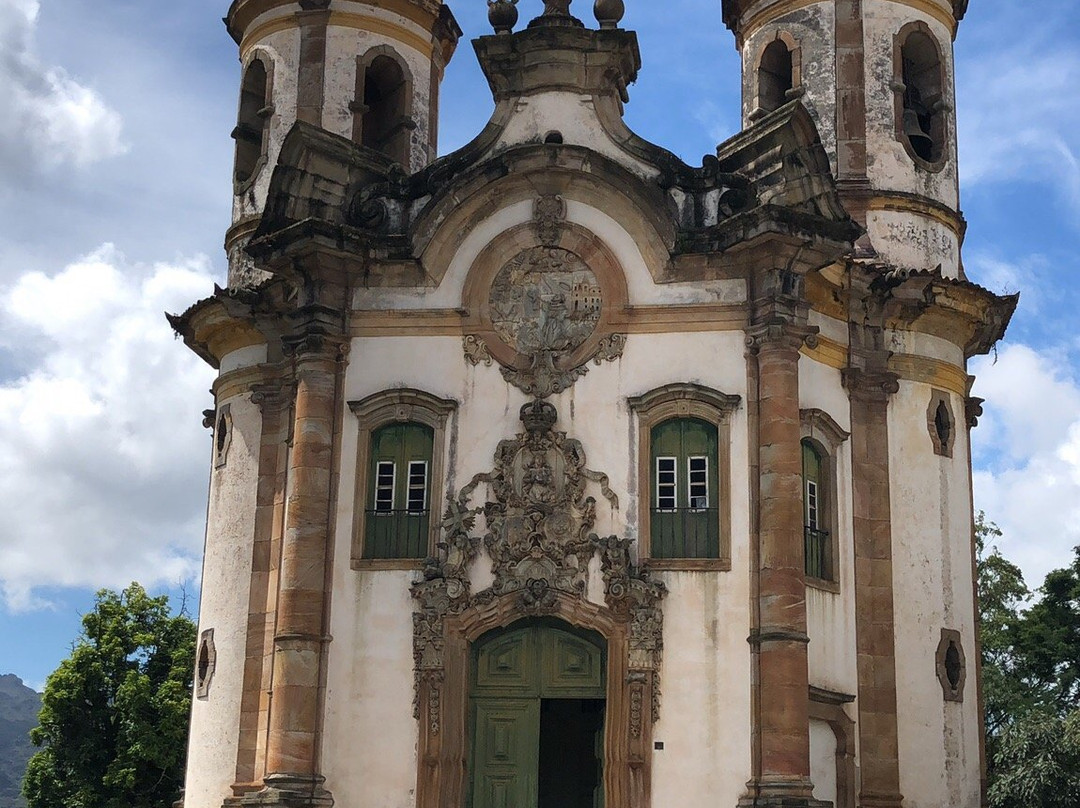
[463,196,627,397]
[411,399,667,725]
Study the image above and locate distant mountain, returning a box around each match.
[0,674,41,808]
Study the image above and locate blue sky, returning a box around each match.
[0,0,1077,690]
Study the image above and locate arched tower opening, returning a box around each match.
[758,38,794,114]
[233,57,271,185]
[898,27,946,164]
[354,52,414,165]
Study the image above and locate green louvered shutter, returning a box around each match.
[365,422,433,559]
[650,418,719,558]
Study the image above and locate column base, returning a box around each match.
[224,774,334,808]
[858,792,904,808]
[738,777,832,808]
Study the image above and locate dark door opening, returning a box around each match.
[538,699,605,808]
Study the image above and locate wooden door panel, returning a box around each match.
[471,699,538,808]
[541,630,605,698]
[474,628,539,697]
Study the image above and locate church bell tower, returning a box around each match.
[224,0,461,288]
[725,0,968,276]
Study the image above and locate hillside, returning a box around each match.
[0,675,41,808]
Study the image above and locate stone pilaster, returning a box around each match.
[231,312,345,808]
[742,317,824,808]
[295,1,331,126]
[843,367,904,808]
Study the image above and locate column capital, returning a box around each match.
[746,320,819,355]
[842,367,899,402]
[281,305,348,360]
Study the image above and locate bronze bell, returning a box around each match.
[902,108,934,156]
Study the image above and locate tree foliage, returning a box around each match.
[22,584,196,808]
[976,514,1080,807]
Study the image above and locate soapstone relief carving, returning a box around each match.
[411,400,665,719]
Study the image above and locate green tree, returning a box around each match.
[976,514,1033,756]
[988,709,1080,808]
[22,583,196,808]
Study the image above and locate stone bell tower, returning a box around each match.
[223,0,461,288]
[724,0,967,277]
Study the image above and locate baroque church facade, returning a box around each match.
[171,0,1015,806]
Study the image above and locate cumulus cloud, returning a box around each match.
[0,0,126,171]
[971,343,1080,588]
[0,245,216,611]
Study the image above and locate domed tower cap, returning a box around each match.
[225,0,450,43]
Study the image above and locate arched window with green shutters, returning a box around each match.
[802,439,829,580]
[650,418,719,559]
[365,422,434,559]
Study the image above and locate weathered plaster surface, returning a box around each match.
[889,380,981,807]
[184,394,260,807]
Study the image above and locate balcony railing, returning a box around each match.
[650,508,720,559]
[804,526,830,580]
[364,509,430,559]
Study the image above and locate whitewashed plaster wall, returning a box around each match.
[321,326,754,806]
[184,391,261,808]
[889,379,981,808]
[810,718,839,805]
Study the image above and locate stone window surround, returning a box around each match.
[800,408,850,592]
[196,628,217,699]
[809,686,857,808]
[348,388,456,570]
[233,48,276,195]
[892,20,950,173]
[749,29,804,121]
[936,628,966,702]
[629,383,741,571]
[214,403,233,469]
[352,44,416,162]
[927,388,955,458]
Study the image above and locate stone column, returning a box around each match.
[248,333,341,807]
[843,368,904,808]
[743,320,820,807]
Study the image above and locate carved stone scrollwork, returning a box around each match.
[842,367,901,401]
[533,195,567,246]
[745,320,820,354]
[462,335,493,367]
[965,396,984,428]
[411,399,666,730]
[592,333,626,364]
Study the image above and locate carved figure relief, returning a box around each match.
[489,246,602,356]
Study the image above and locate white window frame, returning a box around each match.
[406,460,429,514]
[374,460,396,513]
[656,456,678,512]
[687,455,710,511]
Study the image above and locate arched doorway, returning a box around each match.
[470,620,607,808]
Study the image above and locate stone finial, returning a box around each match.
[543,0,573,14]
[488,0,519,33]
[593,0,625,28]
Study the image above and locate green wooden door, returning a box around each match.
[470,622,606,808]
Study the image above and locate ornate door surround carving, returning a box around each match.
[411,400,665,808]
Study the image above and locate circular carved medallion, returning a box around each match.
[489,246,602,355]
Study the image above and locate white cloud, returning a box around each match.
[957,31,1080,213]
[0,245,216,611]
[971,343,1080,588]
[0,0,126,171]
